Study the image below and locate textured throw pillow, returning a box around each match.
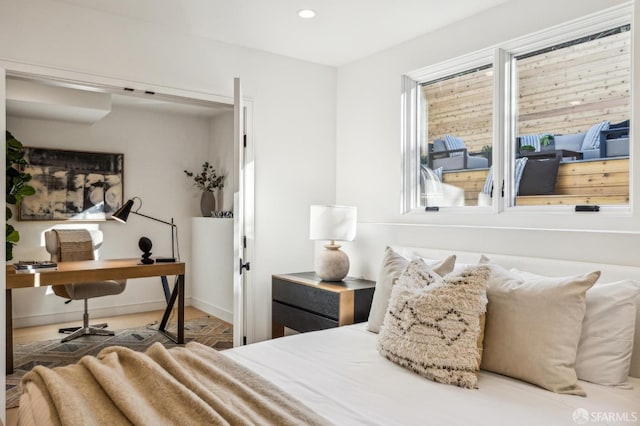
[378,261,489,388]
[367,247,456,333]
[581,120,610,150]
[518,158,560,196]
[481,264,599,396]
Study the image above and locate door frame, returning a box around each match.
[0,59,255,345]
[0,66,6,426]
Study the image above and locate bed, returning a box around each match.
[227,323,640,426]
[17,248,640,425]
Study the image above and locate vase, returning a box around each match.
[200,191,216,217]
[540,142,555,152]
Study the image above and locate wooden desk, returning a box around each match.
[5,259,185,374]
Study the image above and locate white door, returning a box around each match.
[233,78,247,347]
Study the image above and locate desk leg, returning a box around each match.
[158,274,184,344]
[6,289,13,375]
[160,275,171,303]
[177,274,184,343]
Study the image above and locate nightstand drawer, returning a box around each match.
[271,272,375,338]
[273,277,340,319]
[272,301,338,332]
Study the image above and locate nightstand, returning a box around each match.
[272,272,376,338]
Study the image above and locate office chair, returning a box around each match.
[45,229,127,343]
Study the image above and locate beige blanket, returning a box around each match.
[20,342,329,426]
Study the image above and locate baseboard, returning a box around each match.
[190,298,233,323]
[12,298,194,329]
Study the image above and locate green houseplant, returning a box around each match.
[184,162,225,217]
[6,131,35,261]
[539,134,555,149]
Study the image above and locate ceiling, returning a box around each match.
[54,0,509,67]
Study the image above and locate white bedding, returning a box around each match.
[225,323,640,426]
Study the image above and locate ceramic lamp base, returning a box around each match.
[316,243,349,281]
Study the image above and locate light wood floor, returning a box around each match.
[6,306,208,425]
[11,306,207,344]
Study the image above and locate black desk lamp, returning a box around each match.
[112,197,178,262]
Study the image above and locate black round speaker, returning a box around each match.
[138,237,152,252]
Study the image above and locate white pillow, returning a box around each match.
[367,247,456,333]
[516,270,640,388]
[481,264,599,396]
[578,280,640,388]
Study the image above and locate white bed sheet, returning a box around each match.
[224,324,640,426]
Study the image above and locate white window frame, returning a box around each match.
[402,3,633,216]
[402,50,495,214]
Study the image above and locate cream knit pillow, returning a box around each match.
[367,247,456,333]
[377,260,489,388]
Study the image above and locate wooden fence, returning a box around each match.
[439,158,629,206]
[423,30,631,154]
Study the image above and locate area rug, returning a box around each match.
[6,315,233,409]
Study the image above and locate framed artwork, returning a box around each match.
[19,147,124,221]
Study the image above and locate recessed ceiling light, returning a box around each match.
[298,9,316,19]
[569,100,582,106]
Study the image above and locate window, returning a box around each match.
[419,65,493,208]
[402,5,632,215]
[511,26,631,207]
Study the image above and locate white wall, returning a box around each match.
[7,103,213,326]
[0,0,336,348]
[336,0,640,280]
[191,218,233,322]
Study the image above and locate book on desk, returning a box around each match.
[13,260,58,273]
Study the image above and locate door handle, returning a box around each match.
[239,258,250,275]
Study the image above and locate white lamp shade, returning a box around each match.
[309,205,357,242]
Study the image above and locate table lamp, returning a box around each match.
[112,197,178,262]
[309,205,357,281]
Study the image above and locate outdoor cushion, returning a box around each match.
[582,121,609,150]
[433,139,446,152]
[467,155,488,169]
[514,157,528,195]
[554,132,585,152]
[443,134,466,157]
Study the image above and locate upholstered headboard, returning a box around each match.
[391,246,640,379]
